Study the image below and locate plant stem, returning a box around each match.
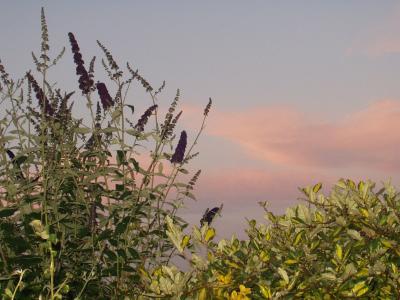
[11,270,26,300]
[0,244,9,273]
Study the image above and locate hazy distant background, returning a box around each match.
[2,1,400,239]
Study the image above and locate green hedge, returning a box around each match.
[151,179,400,299]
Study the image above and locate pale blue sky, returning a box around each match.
[2,1,400,114]
[2,1,400,238]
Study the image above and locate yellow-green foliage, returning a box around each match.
[147,179,400,299]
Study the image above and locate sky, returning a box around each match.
[2,1,400,239]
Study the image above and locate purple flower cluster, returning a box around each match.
[134,105,157,132]
[171,130,187,164]
[96,82,114,110]
[26,72,54,116]
[200,206,221,226]
[161,110,182,140]
[68,32,94,94]
[126,63,153,92]
[137,74,153,93]
[0,60,10,85]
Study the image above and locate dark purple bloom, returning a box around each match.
[134,105,157,132]
[6,149,25,180]
[68,32,93,94]
[75,63,86,75]
[170,130,187,164]
[96,82,114,110]
[161,110,182,140]
[204,98,212,116]
[0,59,10,85]
[6,149,15,160]
[73,53,84,65]
[26,72,54,116]
[200,206,221,226]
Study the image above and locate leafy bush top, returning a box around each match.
[150,179,400,299]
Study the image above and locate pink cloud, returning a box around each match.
[348,37,400,57]
[180,165,396,239]
[179,166,336,239]
[194,167,334,209]
[191,99,400,172]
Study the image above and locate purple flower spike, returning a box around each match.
[96,82,114,110]
[68,32,93,94]
[171,130,187,164]
[134,105,157,132]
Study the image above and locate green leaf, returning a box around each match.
[336,244,343,261]
[102,127,119,133]
[278,267,289,285]
[346,179,356,189]
[285,259,298,265]
[205,228,215,242]
[181,235,191,250]
[111,108,122,122]
[157,162,163,174]
[312,182,322,193]
[166,215,184,253]
[381,239,394,248]
[115,217,130,234]
[258,284,272,299]
[391,263,398,274]
[116,150,127,166]
[129,158,140,172]
[126,129,140,136]
[5,288,13,298]
[74,127,91,134]
[359,208,369,218]
[352,280,368,296]
[321,272,336,281]
[315,211,324,223]
[128,247,140,259]
[347,229,362,241]
[126,104,135,114]
[98,229,113,241]
[30,220,43,233]
[293,230,304,246]
[0,135,17,142]
[0,206,18,218]
[198,288,207,300]
[178,168,189,174]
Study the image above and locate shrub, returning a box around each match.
[151,179,400,299]
[0,8,210,299]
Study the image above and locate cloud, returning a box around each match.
[183,99,400,173]
[178,166,337,239]
[172,99,400,237]
[347,36,400,57]
[194,167,333,209]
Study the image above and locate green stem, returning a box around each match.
[49,242,55,299]
[0,244,9,273]
[11,270,26,300]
